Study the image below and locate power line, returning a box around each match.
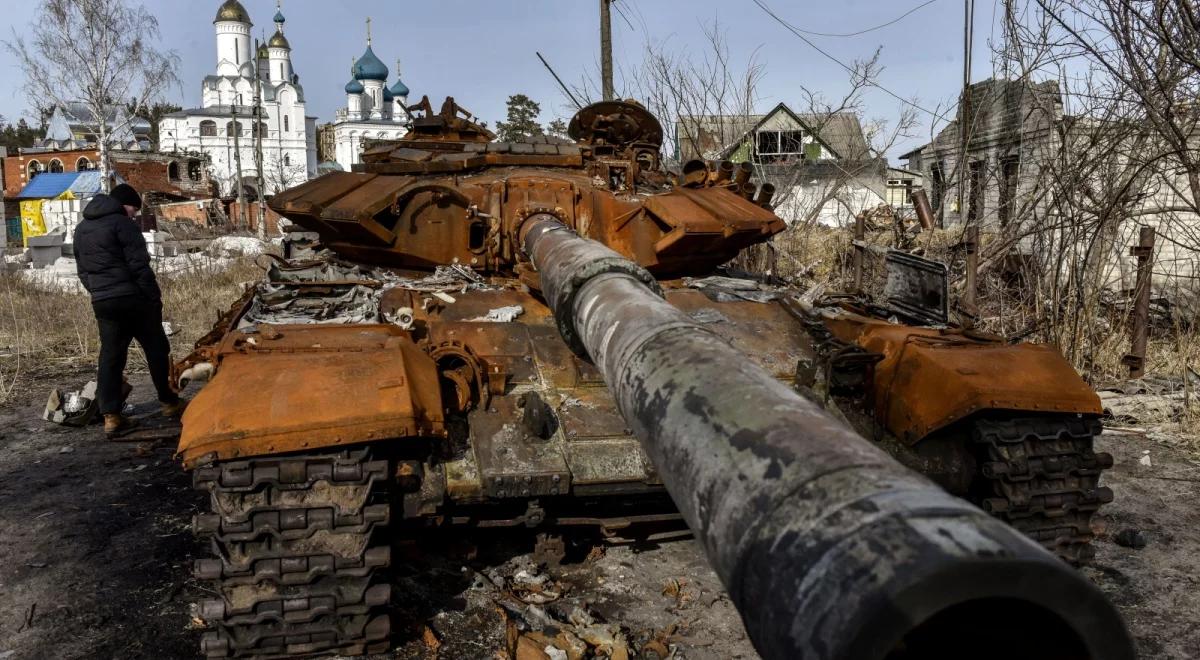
[611,0,636,32]
[752,0,953,123]
[780,0,940,38]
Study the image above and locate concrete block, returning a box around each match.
[27,233,65,269]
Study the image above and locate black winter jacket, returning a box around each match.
[73,194,162,304]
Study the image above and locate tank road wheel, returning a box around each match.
[971,415,1114,565]
[191,449,392,658]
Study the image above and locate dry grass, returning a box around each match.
[0,258,263,403]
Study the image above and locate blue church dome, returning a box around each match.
[389,78,409,98]
[383,87,394,102]
[273,9,285,23]
[345,78,364,94]
[352,46,388,81]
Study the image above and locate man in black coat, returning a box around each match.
[74,184,184,436]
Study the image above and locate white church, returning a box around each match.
[158,0,317,197]
[331,20,411,172]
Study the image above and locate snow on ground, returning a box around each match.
[207,236,267,258]
[16,257,86,294]
[13,254,235,294]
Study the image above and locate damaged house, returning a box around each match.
[901,77,1200,296]
[676,103,886,226]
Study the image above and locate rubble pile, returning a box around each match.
[1099,371,1200,428]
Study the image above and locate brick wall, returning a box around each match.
[227,201,284,235]
[155,199,215,226]
[2,149,213,199]
[3,149,101,198]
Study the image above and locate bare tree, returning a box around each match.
[904,0,1200,376]
[263,153,308,199]
[610,23,916,280]
[5,0,179,191]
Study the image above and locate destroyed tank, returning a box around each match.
[173,96,1126,659]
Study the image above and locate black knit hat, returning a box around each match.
[110,183,142,209]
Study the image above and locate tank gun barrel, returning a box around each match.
[519,214,1133,660]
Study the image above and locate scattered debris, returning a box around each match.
[688,308,728,324]
[684,275,783,303]
[1098,372,1199,424]
[43,381,98,427]
[1114,528,1149,549]
[17,603,36,633]
[1139,450,1153,467]
[422,625,441,651]
[58,446,75,454]
[161,321,177,336]
[468,305,524,323]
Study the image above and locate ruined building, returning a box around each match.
[899,78,1062,230]
[902,77,1200,293]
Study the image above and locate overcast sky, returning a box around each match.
[0,0,1003,158]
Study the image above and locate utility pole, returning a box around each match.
[958,0,974,224]
[253,37,267,240]
[600,0,614,101]
[231,105,248,230]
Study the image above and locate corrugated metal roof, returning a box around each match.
[14,171,103,199]
[67,171,103,196]
[15,172,82,199]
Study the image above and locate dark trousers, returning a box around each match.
[92,295,177,415]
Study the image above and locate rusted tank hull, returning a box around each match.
[818,309,1103,443]
[521,216,1134,660]
[178,96,1125,659]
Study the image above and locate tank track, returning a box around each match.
[191,449,392,658]
[971,415,1114,564]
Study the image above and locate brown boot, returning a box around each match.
[104,414,138,438]
[161,399,188,418]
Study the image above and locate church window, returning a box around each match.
[48,159,64,173]
[226,120,242,137]
[284,115,289,132]
[284,154,291,166]
[76,157,93,171]
[27,160,42,179]
[254,122,267,138]
[200,120,217,136]
[188,160,203,181]
[279,63,284,80]
[168,161,180,181]
[235,39,240,64]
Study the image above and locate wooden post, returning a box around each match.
[1124,226,1155,379]
[231,106,248,230]
[961,225,979,328]
[600,0,614,101]
[852,213,866,293]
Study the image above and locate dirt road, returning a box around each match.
[0,371,1196,659]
